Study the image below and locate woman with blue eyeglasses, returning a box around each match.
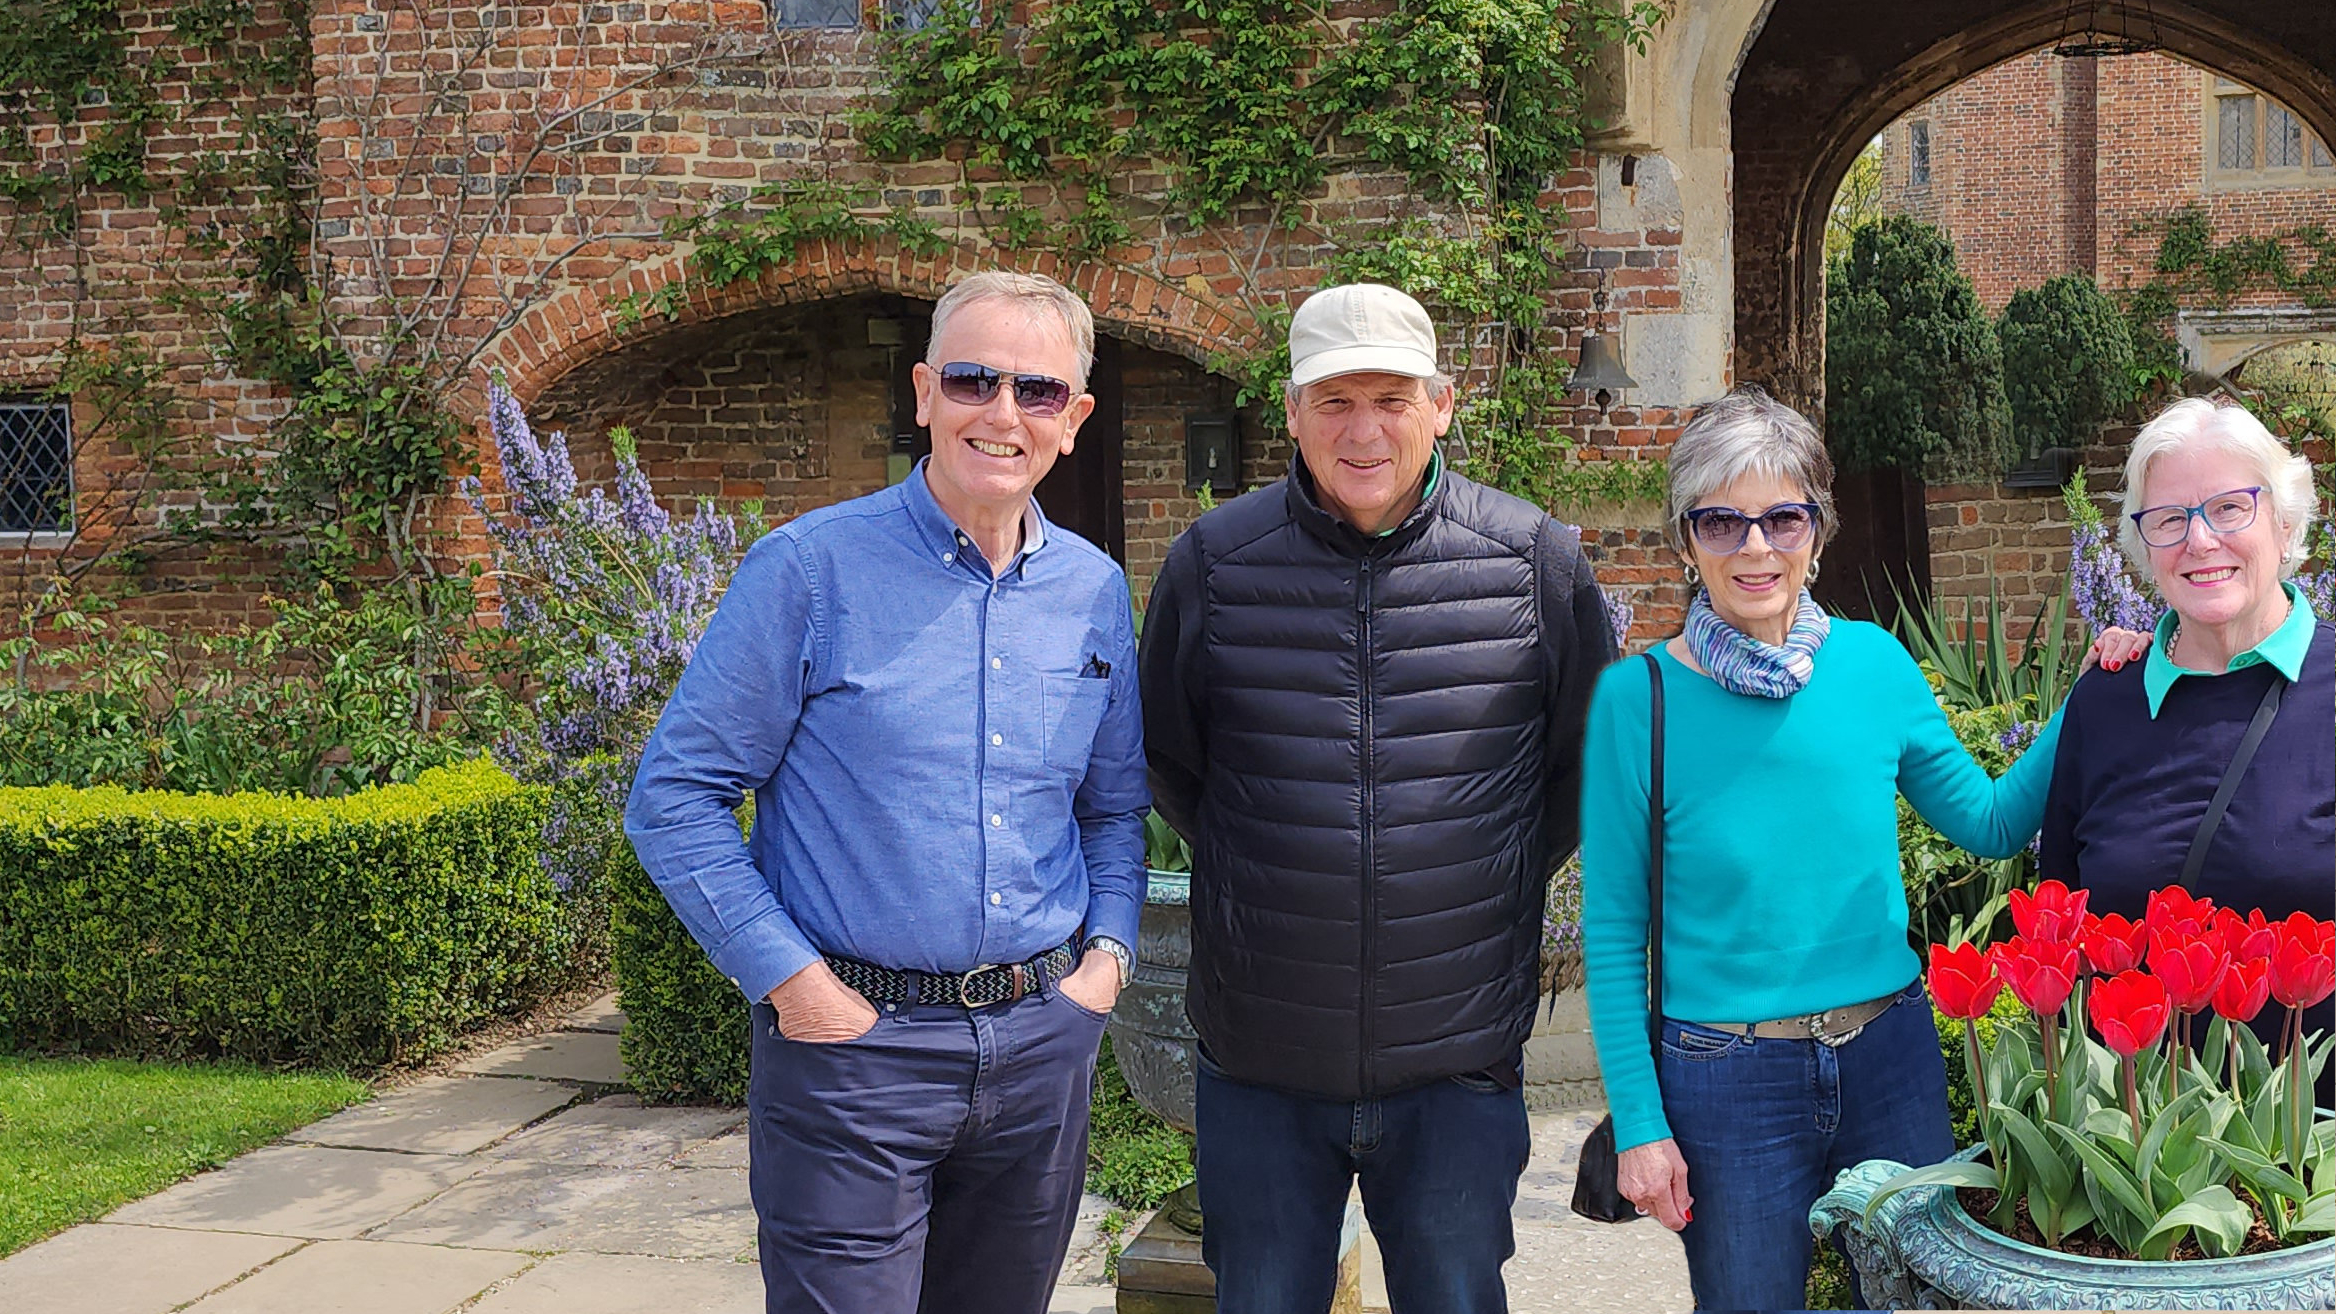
[2040,398,2333,1096]
[1578,386,2070,1310]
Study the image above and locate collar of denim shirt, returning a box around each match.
[904,457,1050,577]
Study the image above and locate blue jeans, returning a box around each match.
[746,988,1108,1314]
[1660,979,1952,1312]
[1195,1052,1530,1314]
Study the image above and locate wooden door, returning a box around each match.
[1811,463,1931,626]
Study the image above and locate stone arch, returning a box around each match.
[465,237,1263,421]
[1729,0,2336,410]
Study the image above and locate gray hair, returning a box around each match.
[2117,397,2317,576]
[926,271,1096,389]
[1663,385,1839,557]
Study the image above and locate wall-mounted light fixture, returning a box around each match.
[1184,412,1239,494]
[1568,273,1637,415]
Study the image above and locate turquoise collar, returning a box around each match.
[2143,581,2317,718]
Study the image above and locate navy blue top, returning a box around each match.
[2041,619,2334,1084]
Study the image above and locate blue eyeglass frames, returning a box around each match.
[1681,502,1822,555]
[2129,487,2263,550]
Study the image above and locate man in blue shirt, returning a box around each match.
[626,270,1148,1314]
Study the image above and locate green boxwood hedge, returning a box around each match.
[0,758,567,1068]
[611,845,750,1104]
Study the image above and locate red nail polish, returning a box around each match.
[1684,1208,1694,1223]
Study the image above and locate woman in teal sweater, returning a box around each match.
[1581,388,2061,1310]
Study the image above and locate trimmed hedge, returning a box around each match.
[611,845,750,1104]
[0,759,566,1068]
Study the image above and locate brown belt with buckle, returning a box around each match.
[823,941,1079,1009]
[1692,986,1904,1048]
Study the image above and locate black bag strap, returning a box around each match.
[1644,652,1665,1047]
[2179,673,2287,888]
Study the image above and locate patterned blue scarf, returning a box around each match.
[1684,589,1830,699]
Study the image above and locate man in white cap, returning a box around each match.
[1138,284,1616,1313]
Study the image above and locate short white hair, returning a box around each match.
[2117,397,2317,576]
[1663,385,1838,557]
[927,271,1096,389]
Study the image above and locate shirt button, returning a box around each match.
[989,892,1003,906]
[942,552,952,564]
[990,813,1004,827]
[991,657,1002,670]
[990,733,1003,746]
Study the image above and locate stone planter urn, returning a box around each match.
[1810,1148,2336,1310]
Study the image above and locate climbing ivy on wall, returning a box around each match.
[2122,204,2336,392]
[647,0,1669,508]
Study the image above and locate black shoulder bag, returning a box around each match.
[1571,652,1665,1224]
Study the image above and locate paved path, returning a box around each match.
[3,995,1689,1314]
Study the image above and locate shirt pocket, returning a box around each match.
[1041,675,1111,777]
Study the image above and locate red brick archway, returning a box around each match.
[465,237,1264,422]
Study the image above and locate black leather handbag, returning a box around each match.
[1572,653,1665,1224]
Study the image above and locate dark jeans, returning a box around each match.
[746,986,1109,1314]
[1660,979,1952,1312]
[1194,1051,1531,1314]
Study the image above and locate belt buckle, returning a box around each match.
[1808,1008,1866,1049]
[957,962,1029,1009]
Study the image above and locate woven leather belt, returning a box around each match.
[1693,987,1902,1048]
[824,942,1078,1009]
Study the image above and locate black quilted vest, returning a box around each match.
[1171,462,1564,1099]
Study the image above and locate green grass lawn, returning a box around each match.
[0,1057,368,1257]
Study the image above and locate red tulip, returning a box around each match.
[2090,969,2171,1056]
[1992,936,2079,1015]
[2269,913,2336,1010]
[2010,880,2090,946]
[2213,907,2277,963]
[2148,929,2231,1015]
[1929,942,2003,1019]
[2146,886,2215,939]
[2213,956,2272,1024]
[2080,913,2149,975]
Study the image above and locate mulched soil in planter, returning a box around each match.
[1959,1188,2288,1260]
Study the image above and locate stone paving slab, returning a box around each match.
[1507,1216,1690,1314]
[0,1223,303,1314]
[1046,1282,1117,1314]
[107,1145,483,1240]
[369,1161,753,1259]
[453,1031,629,1085]
[465,1251,762,1313]
[288,1076,582,1156]
[562,992,627,1034]
[673,1127,748,1169]
[181,1239,531,1314]
[486,1094,743,1168]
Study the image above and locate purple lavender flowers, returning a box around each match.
[466,384,753,891]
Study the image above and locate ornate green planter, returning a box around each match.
[1810,1148,2336,1310]
[1106,869,1197,1134]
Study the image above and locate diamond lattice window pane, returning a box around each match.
[2312,134,2333,170]
[885,0,942,29]
[772,0,860,28]
[2218,96,2257,171]
[2266,104,2305,169]
[0,400,71,533]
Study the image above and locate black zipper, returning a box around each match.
[1357,555,1376,1097]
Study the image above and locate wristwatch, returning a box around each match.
[1084,935,1134,992]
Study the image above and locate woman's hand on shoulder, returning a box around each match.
[2080,626,2153,677]
[1617,1137,1693,1231]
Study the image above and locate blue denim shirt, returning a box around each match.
[624,463,1149,1003]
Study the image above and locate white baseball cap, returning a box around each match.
[1288,283,1440,387]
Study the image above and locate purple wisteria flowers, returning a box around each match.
[466,383,751,891]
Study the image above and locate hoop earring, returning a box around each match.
[1682,561,1701,587]
[1807,558,1821,586]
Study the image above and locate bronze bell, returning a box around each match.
[1568,331,1638,412]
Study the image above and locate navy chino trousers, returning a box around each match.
[746,985,1109,1314]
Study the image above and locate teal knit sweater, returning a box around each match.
[1579,620,2061,1152]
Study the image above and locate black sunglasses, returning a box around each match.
[1681,502,1821,555]
[935,362,1075,418]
